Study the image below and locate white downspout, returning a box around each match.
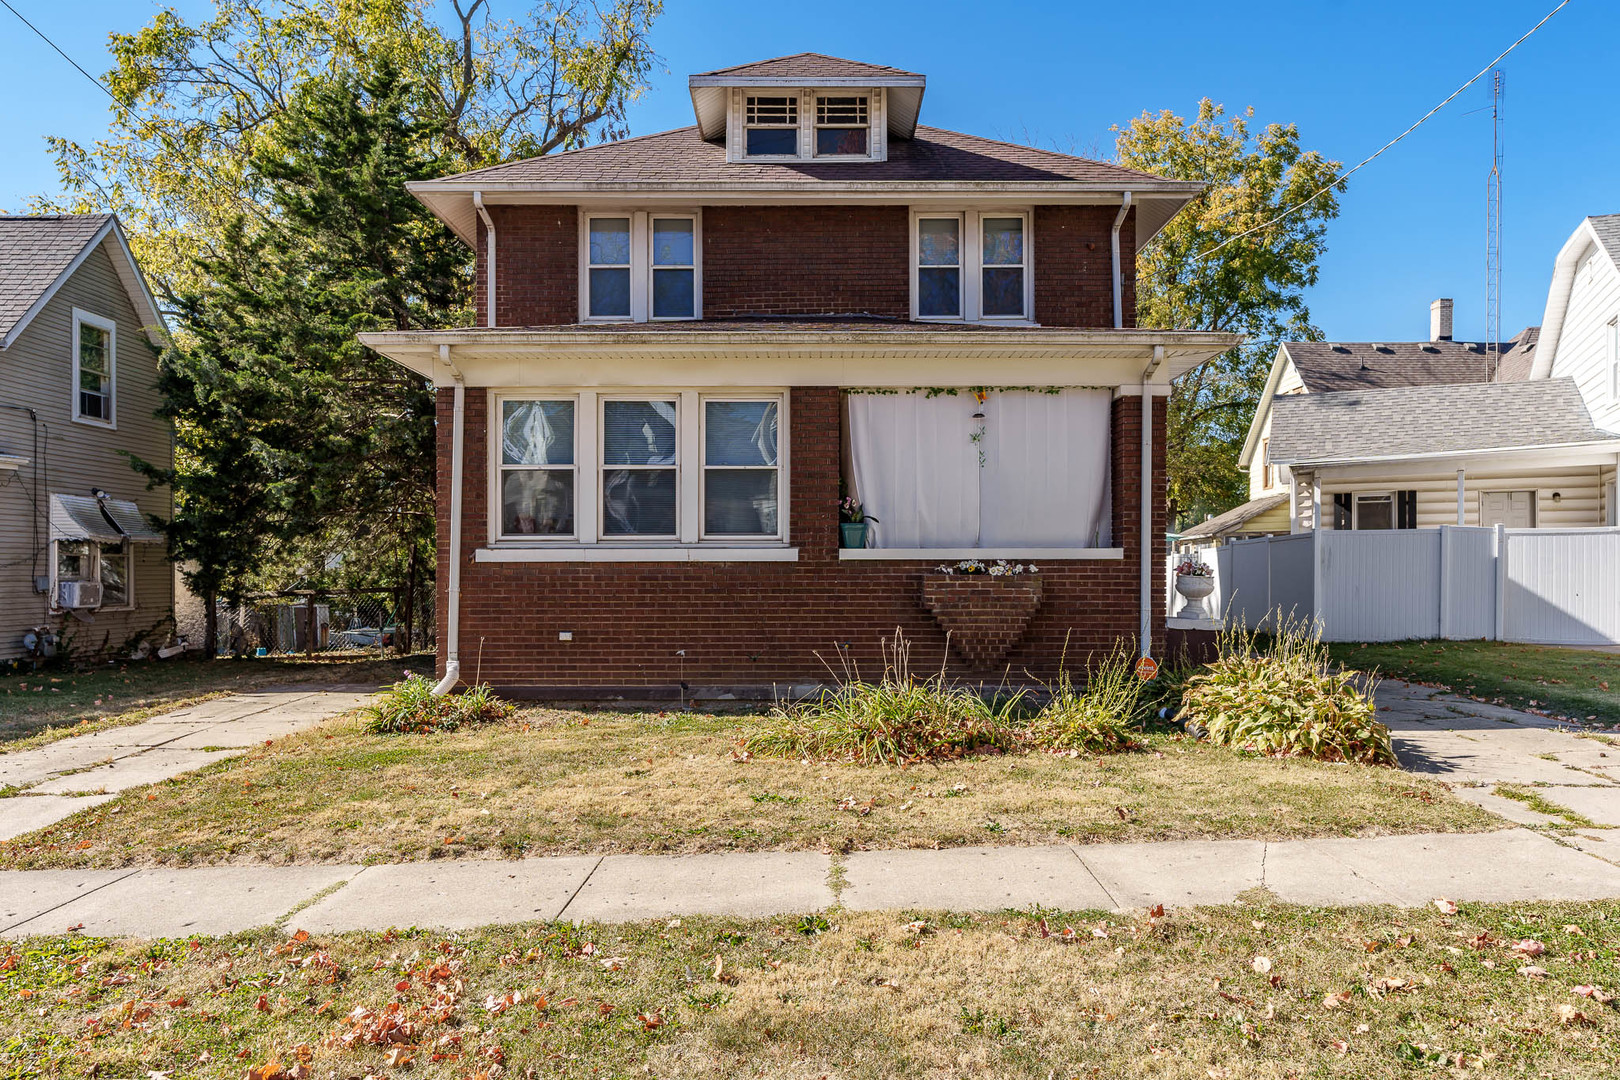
[432,343,466,696]
[1140,344,1162,657]
[1111,192,1133,329]
[473,191,496,328]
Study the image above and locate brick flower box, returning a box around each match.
[920,574,1045,670]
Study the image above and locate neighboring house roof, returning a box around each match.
[1180,493,1290,541]
[0,214,166,349]
[1281,337,1532,392]
[1533,214,1620,380]
[691,53,923,82]
[408,126,1200,247]
[1268,377,1615,467]
[1492,326,1540,382]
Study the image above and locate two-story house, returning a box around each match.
[362,53,1239,695]
[0,214,171,662]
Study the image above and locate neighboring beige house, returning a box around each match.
[1185,241,1620,545]
[0,214,172,662]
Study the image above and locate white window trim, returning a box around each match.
[909,209,1035,325]
[71,307,117,429]
[699,394,788,543]
[726,87,887,163]
[49,537,135,612]
[488,388,788,551]
[812,93,872,160]
[578,211,702,323]
[740,91,803,161]
[1351,490,1394,530]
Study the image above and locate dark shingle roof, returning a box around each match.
[0,214,111,342]
[1181,493,1290,540]
[1491,326,1540,383]
[692,53,923,82]
[424,125,1176,187]
[1269,378,1613,466]
[1589,214,1620,267]
[1282,334,1539,393]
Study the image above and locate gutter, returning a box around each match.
[1111,192,1133,329]
[1277,436,1620,470]
[1140,344,1163,658]
[472,191,496,329]
[432,344,466,696]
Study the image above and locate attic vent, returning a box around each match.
[1373,343,1393,353]
[1331,345,1351,354]
[1422,345,1440,353]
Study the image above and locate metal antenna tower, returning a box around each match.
[1486,69,1504,371]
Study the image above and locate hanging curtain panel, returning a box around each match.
[848,392,981,548]
[979,391,1112,547]
[846,389,1111,549]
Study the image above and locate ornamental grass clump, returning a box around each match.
[1177,620,1396,766]
[745,632,1023,765]
[365,674,515,734]
[1025,643,1145,754]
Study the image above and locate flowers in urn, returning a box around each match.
[1174,557,1213,578]
[935,559,1039,576]
[1173,556,1216,619]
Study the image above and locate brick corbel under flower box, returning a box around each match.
[920,575,1044,669]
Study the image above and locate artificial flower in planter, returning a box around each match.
[1173,556,1216,618]
[921,561,1044,667]
[839,497,877,549]
[934,559,1039,576]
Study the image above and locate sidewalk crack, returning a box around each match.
[1069,846,1120,910]
[0,868,142,935]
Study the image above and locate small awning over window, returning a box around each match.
[49,494,164,543]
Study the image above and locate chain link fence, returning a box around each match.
[212,591,434,657]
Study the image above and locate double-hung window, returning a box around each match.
[703,399,780,537]
[72,308,116,426]
[498,399,576,538]
[582,212,700,323]
[912,212,1031,323]
[745,95,798,156]
[492,392,787,549]
[815,95,868,156]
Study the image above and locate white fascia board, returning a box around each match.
[1286,438,1620,472]
[1237,344,1292,468]
[1531,220,1602,380]
[686,75,927,88]
[0,454,29,471]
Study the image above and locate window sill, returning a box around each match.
[476,545,799,563]
[838,547,1124,561]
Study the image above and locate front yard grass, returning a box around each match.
[3,900,1616,1078]
[0,707,1496,870]
[0,653,431,750]
[1329,640,1620,724]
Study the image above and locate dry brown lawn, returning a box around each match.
[2,900,1617,1078]
[0,707,1497,870]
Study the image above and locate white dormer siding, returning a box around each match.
[1548,241,1620,431]
[724,87,888,163]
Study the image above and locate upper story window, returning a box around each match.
[72,308,116,427]
[745,95,799,157]
[911,211,1032,324]
[580,212,701,323]
[815,96,868,156]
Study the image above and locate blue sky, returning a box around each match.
[2,0,1615,342]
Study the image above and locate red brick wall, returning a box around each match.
[435,386,1167,690]
[472,203,1130,328]
[1034,205,1135,329]
[476,205,578,327]
[701,206,910,319]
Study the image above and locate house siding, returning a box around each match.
[475,203,1133,329]
[1549,243,1620,430]
[1319,467,1609,530]
[0,239,173,661]
[435,387,1165,689]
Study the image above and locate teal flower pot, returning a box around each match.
[839,521,869,549]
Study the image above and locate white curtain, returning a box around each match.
[847,389,1111,549]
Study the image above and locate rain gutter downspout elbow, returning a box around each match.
[1111,192,1133,329]
[473,192,496,329]
[432,343,466,696]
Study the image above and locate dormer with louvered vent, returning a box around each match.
[689,52,925,164]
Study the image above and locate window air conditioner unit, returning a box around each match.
[57,580,103,610]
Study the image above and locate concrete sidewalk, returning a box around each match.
[0,685,378,841]
[3,827,1618,939]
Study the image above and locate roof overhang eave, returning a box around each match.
[687,74,927,88]
[1278,437,1620,471]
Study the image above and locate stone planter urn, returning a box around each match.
[920,574,1044,669]
[1174,573,1216,619]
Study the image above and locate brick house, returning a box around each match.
[361,53,1239,696]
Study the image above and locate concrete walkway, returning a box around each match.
[3,677,1620,939]
[0,685,378,841]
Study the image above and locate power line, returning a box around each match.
[1193,0,1573,262]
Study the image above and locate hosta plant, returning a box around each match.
[1177,621,1396,766]
[365,674,515,734]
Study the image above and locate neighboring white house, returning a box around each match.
[1183,215,1620,545]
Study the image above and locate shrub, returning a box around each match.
[1177,621,1395,765]
[1025,644,1144,753]
[745,633,1024,765]
[365,674,515,734]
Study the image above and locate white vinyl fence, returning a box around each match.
[1170,526,1620,645]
